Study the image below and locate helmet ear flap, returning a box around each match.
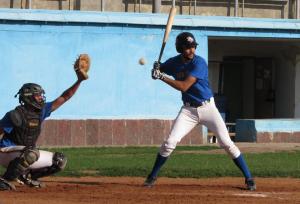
[175,41,182,53]
[175,36,182,53]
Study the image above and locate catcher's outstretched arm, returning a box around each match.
[51,54,90,112]
[51,80,82,112]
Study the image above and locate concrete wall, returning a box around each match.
[37,119,206,147]
[0,10,210,146]
[0,0,70,10]
[236,119,300,142]
[0,18,185,119]
[75,0,125,12]
[0,0,293,19]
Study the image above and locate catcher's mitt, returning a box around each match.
[74,54,91,80]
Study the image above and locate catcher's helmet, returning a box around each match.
[175,32,198,53]
[15,83,46,110]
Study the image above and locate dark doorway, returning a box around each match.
[219,57,275,122]
[254,58,275,118]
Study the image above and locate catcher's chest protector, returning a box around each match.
[6,106,42,147]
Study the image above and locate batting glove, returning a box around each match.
[153,61,161,70]
[151,68,165,80]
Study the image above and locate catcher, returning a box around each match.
[0,54,90,190]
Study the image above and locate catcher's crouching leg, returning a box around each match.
[30,152,67,180]
[0,178,16,191]
[2,147,40,181]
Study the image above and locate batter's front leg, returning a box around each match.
[144,106,199,187]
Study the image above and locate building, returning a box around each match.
[0,1,300,145]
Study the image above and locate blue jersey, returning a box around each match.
[0,102,53,147]
[161,54,213,104]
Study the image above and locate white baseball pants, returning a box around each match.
[0,146,54,169]
[159,98,241,158]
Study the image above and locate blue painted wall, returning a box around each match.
[235,119,300,142]
[1,9,300,119]
[0,25,182,119]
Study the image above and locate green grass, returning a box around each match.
[1,146,300,178]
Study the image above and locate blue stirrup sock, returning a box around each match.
[148,153,168,178]
[233,154,252,179]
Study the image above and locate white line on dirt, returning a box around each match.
[233,193,268,198]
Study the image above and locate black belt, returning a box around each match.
[184,99,211,108]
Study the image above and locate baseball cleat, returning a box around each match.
[245,178,256,191]
[17,174,46,188]
[143,175,157,187]
[0,178,16,191]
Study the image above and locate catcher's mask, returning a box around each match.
[175,32,198,53]
[15,83,46,110]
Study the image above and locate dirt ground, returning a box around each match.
[0,177,300,204]
[1,143,300,204]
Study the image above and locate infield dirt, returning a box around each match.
[0,176,300,204]
[1,143,300,204]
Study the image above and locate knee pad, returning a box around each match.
[3,148,39,181]
[53,152,67,170]
[159,139,178,157]
[22,148,40,166]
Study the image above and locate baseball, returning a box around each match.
[139,57,146,65]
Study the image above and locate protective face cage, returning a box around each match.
[15,83,46,110]
[175,32,198,53]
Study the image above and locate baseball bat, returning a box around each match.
[157,6,177,63]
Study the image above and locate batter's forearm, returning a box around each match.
[161,77,189,92]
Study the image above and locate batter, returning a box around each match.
[144,32,256,191]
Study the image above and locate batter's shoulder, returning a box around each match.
[193,55,208,66]
[193,55,205,62]
[164,54,181,64]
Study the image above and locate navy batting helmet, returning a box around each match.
[175,32,198,53]
[15,83,46,110]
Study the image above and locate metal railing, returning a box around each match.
[4,0,300,19]
[126,0,289,15]
[297,0,300,18]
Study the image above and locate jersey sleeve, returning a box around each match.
[41,102,53,121]
[189,57,208,80]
